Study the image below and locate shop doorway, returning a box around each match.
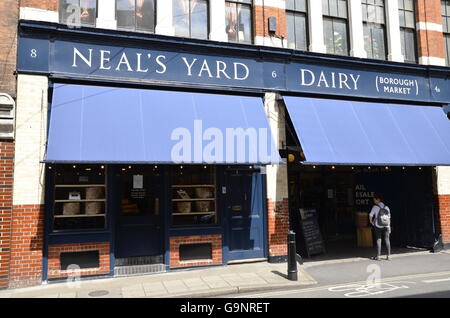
[225,169,266,262]
[288,165,439,261]
[114,166,164,264]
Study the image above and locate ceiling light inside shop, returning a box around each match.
[73,165,76,169]
[101,165,105,169]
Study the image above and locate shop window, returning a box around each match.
[173,0,209,40]
[442,0,450,66]
[52,165,106,231]
[171,166,218,226]
[118,166,161,216]
[286,0,308,51]
[225,0,253,44]
[59,0,97,27]
[362,0,387,60]
[398,0,417,63]
[116,0,156,33]
[322,0,349,56]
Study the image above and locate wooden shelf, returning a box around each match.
[54,214,106,218]
[171,185,215,188]
[172,198,215,202]
[172,212,216,216]
[55,199,106,203]
[55,184,105,188]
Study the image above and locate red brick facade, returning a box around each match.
[0,0,18,98]
[170,235,222,268]
[267,198,289,258]
[438,195,450,244]
[8,205,44,288]
[47,242,110,279]
[19,0,58,12]
[254,4,287,39]
[0,142,14,289]
[416,0,446,60]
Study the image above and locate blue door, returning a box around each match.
[225,171,266,261]
[114,166,163,258]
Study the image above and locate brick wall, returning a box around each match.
[0,142,14,289]
[267,198,288,259]
[254,4,286,39]
[19,0,58,11]
[170,235,222,268]
[416,0,445,64]
[0,0,18,98]
[8,204,44,288]
[47,242,110,279]
[438,195,450,244]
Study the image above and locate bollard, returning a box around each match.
[287,230,298,281]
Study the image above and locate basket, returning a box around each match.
[86,187,104,199]
[355,212,369,228]
[195,201,210,212]
[63,202,80,215]
[177,201,192,213]
[195,187,213,198]
[85,202,102,215]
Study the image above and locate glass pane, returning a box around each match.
[226,2,238,42]
[173,0,190,37]
[443,14,448,33]
[372,26,386,59]
[286,0,295,11]
[286,12,296,49]
[329,0,338,16]
[338,0,347,18]
[446,35,450,65]
[238,4,252,43]
[323,18,334,53]
[191,0,208,39]
[295,13,308,50]
[398,0,404,10]
[364,24,373,58]
[442,0,447,16]
[136,0,155,32]
[80,0,96,26]
[367,4,376,22]
[376,6,385,24]
[296,0,307,12]
[406,29,416,62]
[333,19,348,55]
[362,4,368,21]
[322,0,330,16]
[117,0,136,30]
[405,11,415,28]
[399,10,405,27]
[404,0,414,11]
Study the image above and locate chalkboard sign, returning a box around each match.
[299,208,325,257]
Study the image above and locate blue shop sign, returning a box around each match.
[17,30,450,104]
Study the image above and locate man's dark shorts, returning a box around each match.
[374,226,390,239]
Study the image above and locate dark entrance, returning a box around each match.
[288,165,439,260]
[225,169,266,261]
[114,166,164,261]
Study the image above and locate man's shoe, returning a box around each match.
[371,256,380,261]
[386,256,390,261]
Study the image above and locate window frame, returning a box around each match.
[115,0,157,33]
[286,0,309,51]
[322,0,350,56]
[361,0,388,60]
[225,0,254,44]
[173,0,210,40]
[398,0,418,63]
[59,0,99,27]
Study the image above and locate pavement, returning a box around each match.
[0,261,317,298]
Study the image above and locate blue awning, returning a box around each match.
[284,96,450,166]
[46,84,281,164]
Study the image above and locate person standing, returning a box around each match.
[369,194,391,261]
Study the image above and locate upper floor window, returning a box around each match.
[225,0,253,44]
[173,0,209,40]
[362,0,387,60]
[398,0,417,63]
[322,0,349,56]
[442,0,450,66]
[60,0,97,27]
[286,0,308,51]
[116,0,156,33]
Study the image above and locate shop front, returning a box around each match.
[15,19,450,284]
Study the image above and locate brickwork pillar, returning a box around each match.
[253,0,287,47]
[436,167,450,246]
[416,0,446,66]
[263,93,289,262]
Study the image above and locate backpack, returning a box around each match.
[377,204,390,227]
